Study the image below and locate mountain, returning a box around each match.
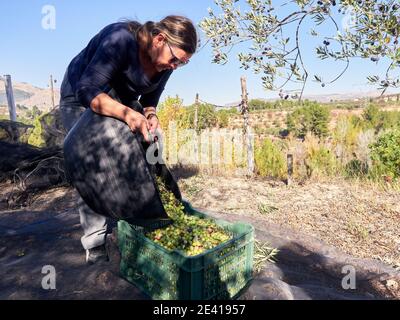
[0,78,60,112]
[299,90,385,103]
[223,89,400,107]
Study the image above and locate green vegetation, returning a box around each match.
[28,115,47,147]
[369,130,400,180]
[25,105,42,120]
[155,95,400,185]
[287,102,330,138]
[254,138,286,179]
[249,99,299,111]
[304,143,339,178]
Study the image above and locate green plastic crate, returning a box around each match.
[118,200,254,300]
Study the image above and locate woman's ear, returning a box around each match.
[155,33,165,47]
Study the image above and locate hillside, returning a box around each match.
[226,105,400,140]
[0,77,60,113]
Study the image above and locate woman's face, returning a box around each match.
[149,33,192,72]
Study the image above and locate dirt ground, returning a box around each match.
[176,174,400,271]
[2,173,399,270]
[1,172,400,300]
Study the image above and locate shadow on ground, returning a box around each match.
[0,201,145,300]
[1,192,399,300]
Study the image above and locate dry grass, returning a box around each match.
[178,173,400,270]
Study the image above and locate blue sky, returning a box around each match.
[0,0,395,105]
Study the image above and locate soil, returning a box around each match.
[1,173,399,300]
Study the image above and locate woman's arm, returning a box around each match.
[91,93,150,141]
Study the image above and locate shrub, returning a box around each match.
[286,102,330,138]
[362,103,381,129]
[28,116,46,147]
[344,159,369,178]
[215,108,237,128]
[27,109,63,147]
[157,96,185,130]
[179,103,218,131]
[303,134,339,178]
[332,115,364,164]
[361,104,400,132]
[369,130,400,180]
[249,99,270,111]
[255,138,286,179]
[380,111,400,131]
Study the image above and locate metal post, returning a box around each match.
[4,75,17,122]
[50,74,55,109]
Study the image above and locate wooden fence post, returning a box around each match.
[4,75,17,122]
[240,76,254,176]
[194,93,199,132]
[287,153,293,186]
[194,93,199,166]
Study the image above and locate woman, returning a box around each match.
[60,15,197,264]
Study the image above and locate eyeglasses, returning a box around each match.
[166,42,189,67]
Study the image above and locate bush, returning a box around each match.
[179,103,218,132]
[287,102,330,138]
[361,104,400,132]
[249,99,273,111]
[305,146,338,178]
[303,133,339,178]
[157,96,185,130]
[27,109,64,147]
[215,109,231,128]
[255,138,286,179]
[344,159,369,178]
[334,115,362,148]
[369,130,400,180]
[28,116,46,147]
[380,111,400,131]
[362,103,381,129]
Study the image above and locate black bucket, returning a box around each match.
[63,108,180,226]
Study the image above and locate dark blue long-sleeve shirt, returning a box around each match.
[66,22,173,109]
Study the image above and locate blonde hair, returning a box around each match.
[128,15,198,54]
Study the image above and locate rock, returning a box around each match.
[385,279,399,291]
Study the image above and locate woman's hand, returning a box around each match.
[147,114,163,137]
[144,106,163,141]
[124,109,150,142]
[90,94,151,142]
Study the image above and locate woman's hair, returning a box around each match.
[128,15,198,54]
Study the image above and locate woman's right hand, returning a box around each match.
[124,109,150,142]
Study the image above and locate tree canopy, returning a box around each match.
[200,0,400,99]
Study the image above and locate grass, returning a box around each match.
[258,203,279,215]
[253,239,279,274]
[347,220,370,242]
